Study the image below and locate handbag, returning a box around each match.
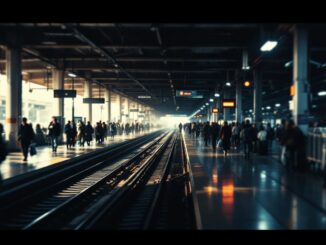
[30,143,37,156]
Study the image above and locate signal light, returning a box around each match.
[243,80,251,87]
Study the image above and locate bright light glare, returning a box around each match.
[68,72,77,78]
[214,93,220,97]
[260,41,278,52]
[160,115,189,129]
[209,98,214,102]
[226,82,231,86]
[205,103,209,106]
[318,91,326,96]
[266,106,271,110]
[275,103,281,107]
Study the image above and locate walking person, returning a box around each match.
[77,121,85,147]
[220,121,232,157]
[64,121,73,149]
[85,121,94,146]
[203,121,211,147]
[48,117,61,153]
[257,125,268,155]
[210,122,219,152]
[18,118,35,161]
[102,122,108,142]
[241,120,254,159]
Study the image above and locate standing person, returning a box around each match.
[241,120,254,159]
[220,121,232,157]
[111,122,117,139]
[0,123,4,138]
[18,118,35,161]
[188,123,192,136]
[85,121,94,146]
[210,122,219,152]
[232,122,240,149]
[77,121,85,147]
[34,124,46,146]
[102,122,108,142]
[48,117,61,153]
[257,125,268,155]
[71,121,77,147]
[266,123,275,153]
[203,122,211,147]
[178,123,183,133]
[0,123,7,166]
[64,121,73,149]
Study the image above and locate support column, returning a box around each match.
[105,88,111,123]
[125,98,130,123]
[223,91,231,122]
[253,68,262,123]
[84,80,92,123]
[118,95,122,123]
[236,71,243,123]
[5,46,22,150]
[52,69,64,119]
[293,25,309,134]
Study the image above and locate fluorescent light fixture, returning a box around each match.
[242,66,250,70]
[225,82,231,87]
[275,103,281,107]
[42,41,57,45]
[260,41,278,52]
[249,109,253,112]
[266,106,271,110]
[318,91,326,96]
[209,98,214,102]
[68,72,76,78]
[214,93,220,97]
[205,103,209,106]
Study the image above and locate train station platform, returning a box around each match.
[0,131,154,181]
[183,132,326,229]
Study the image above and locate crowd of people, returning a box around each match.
[180,119,307,171]
[0,118,151,163]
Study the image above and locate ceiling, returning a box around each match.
[0,23,325,118]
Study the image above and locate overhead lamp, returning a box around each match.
[225,82,231,87]
[249,109,253,112]
[209,98,214,102]
[266,106,271,110]
[318,91,326,96]
[275,103,281,107]
[260,41,278,52]
[214,93,220,97]
[243,80,251,87]
[205,103,209,106]
[68,72,76,78]
[114,63,119,68]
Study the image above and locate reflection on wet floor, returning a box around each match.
[184,133,326,229]
[0,132,151,180]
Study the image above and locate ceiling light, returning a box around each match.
[68,72,76,78]
[114,63,119,68]
[318,91,326,96]
[275,103,281,107]
[205,103,209,106]
[226,82,231,87]
[260,41,278,52]
[214,93,220,97]
[209,98,214,102]
[266,106,271,110]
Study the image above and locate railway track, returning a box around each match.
[0,131,197,230]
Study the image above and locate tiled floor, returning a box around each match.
[184,132,326,229]
[0,131,153,181]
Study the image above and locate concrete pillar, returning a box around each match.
[84,80,92,123]
[52,69,64,119]
[5,46,22,150]
[253,68,262,123]
[117,94,122,123]
[105,88,111,123]
[223,91,231,122]
[235,71,243,123]
[293,25,309,134]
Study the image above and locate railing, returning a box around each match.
[307,128,326,171]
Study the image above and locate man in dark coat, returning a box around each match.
[203,122,211,147]
[85,121,94,146]
[18,117,35,161]
[64,121,73,149]
[220,121,232,156]
[210,123,220,152]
